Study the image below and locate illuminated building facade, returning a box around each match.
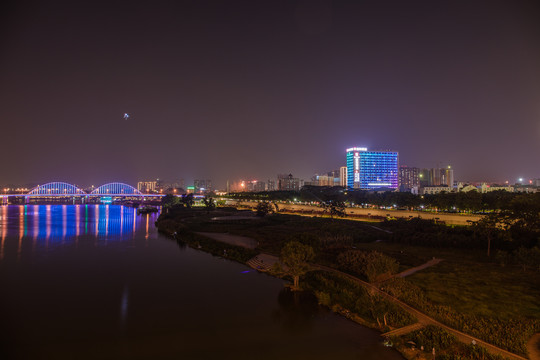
[442,166,454,188]
[137,181,157,193]
[399,166,420,191]
[346,147,398,190]
[419,166,454,188]
[278,174,301,191]
[340,166,347,187]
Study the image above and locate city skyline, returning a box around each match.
[0,143,535,190]
[1,0,539,187]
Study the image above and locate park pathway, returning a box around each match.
[396,258,443,278]
[527,334,540,360]
[382,322,425,337]
[194,232,258,249]
[313,264,528,360]
[194,231,529,360]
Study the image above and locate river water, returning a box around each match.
[0,205,403,360]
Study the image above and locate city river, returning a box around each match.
[0,205,404,360]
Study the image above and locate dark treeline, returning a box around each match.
[228,186,539,213]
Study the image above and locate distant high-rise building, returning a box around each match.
[137,181,157,193]
[314,175,339,186]
[278,174,301,191]
[429,168,442,186]
[346,147,398,189]
[245,180,266,192]
[171,178,185,190]
[307,170,340,187]
[194,179,212,193]
[399,166,419,191]
[420,166,454,188]
[441,166,454,188]
[267,179,276,191]
[340,166,347,187]
[419,169,430,187]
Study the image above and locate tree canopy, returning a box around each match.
[280,241,315,289]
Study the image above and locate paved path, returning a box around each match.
[192,232,530,360]
[382,322,425,337]
[368,225,393,234]
[527,333,540,360]
[195,232,258,249]
[396,258,443,278]
[312,263,528,360]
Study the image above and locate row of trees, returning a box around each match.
[229,186,539,213]
[337,250,399,283]
[277,241,402,289]
[472,193,540,256]
[162,194,217,211]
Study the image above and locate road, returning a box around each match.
[229,200,483,226]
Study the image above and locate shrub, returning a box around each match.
[303,270,416,328]
[337,250,399,282]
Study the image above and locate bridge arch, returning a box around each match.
[91,183,142,196]
[28,182,87,195]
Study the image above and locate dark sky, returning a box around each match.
[1,0,539,188]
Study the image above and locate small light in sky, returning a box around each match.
[124,113,130,120]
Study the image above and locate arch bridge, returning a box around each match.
[0,182,163,205]
[24,182,148,197]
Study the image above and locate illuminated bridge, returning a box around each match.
[1,182,162,204]
[26,182,144,196]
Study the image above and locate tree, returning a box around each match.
[162,194,181,209]
[280,241,315,289]
[337,250,399,283]
[473,215,500,257]
[478,194,540,249]
[181,193,194,208]
[202,196,216,211]
[362,251,399,283]
[321,200,346,219]
[256,201,273,217]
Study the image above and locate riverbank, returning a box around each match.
[156,207,539,360]
[3,204,406,360]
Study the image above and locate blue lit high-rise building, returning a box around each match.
[346,147,399,190]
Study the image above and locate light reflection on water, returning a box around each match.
[0,204,404,360]
[0,205,158,260]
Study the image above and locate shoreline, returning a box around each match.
[156,212,532,360]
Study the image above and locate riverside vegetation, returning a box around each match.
[156,196,540,359]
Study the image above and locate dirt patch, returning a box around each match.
[195,232,258,249]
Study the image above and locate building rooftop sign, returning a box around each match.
[346,147,367,152]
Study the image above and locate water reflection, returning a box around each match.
[120,284,129,328]
[0,206,6,259]
[273,287,321,332]
[0,204,404,360]
[0,205,160,260]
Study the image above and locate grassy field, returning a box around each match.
[408,259,540,320]
[183,212,389,254]
[352,241,540,320]
[173,209,540,321]
[159,208,540,355]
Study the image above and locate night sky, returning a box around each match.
[1,0,539,188]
